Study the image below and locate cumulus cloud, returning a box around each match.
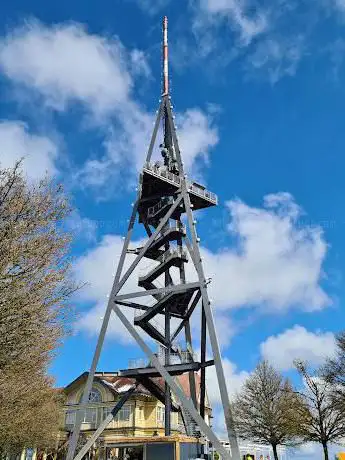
[0,120,57,179]
[74,192,329,343]
[200,192,330,311]
[73,234,157,342]
[0,21,131,114]
[260,325,336,371]
[206,358,249,405]
[177,108,219,172]
[0,20,218,191]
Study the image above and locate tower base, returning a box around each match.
[103,435,207,460]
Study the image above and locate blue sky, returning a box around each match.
[1,0,345,457]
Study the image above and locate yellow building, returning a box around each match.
[54,370,212,459]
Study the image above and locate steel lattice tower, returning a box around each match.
[66,16,240,460]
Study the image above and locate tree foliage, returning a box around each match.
[0,163,78,455]
[295,360,345,460]
[233,360,305,460]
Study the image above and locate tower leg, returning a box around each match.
[184,321,197,409]
[165,305,171,436]
[165,97,240,459]
[66,200,139,460]
[113,304,233,460]
[183,200,241,460]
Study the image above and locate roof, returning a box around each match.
[63,371,210,408]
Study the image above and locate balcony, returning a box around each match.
[127,349,196,370]
[141,163,218,210]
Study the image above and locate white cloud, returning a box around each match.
[334,0,345,14]
[290,442,341,460]
[199,0,268,46]
[206,358,249,405]
[0,21,131,115]
[73,234,157,343]
[75,302,137,345]
[177,108,219,173]
[74,193,330,343]
[0,120,57,179]
[65,210,98,242]
[0,20,218,191]
[201,192,330,311]
[247,35,304,84]
[260,325,337,371]
[133,0,171,15]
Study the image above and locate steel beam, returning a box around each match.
[146,99,164,163]
[200,302,206,419]
[185,320,197,409]
[114,281,200,301]
[165,100,240,459]
[66,199,140,460]
[183,192,240,459]
[171,291,201,342]
[72,384,138,460]
[115,194,183,295]
[113,304,233,460]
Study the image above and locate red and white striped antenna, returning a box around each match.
[162,15,169,96]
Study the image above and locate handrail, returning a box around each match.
[143,163,217,204]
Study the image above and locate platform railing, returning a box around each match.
[144,162,217,204]
[127,350,195,370]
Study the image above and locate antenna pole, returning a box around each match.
[162,16,169,96]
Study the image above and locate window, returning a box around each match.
[156,406,165,425]
[79,386,102,403]
[138,405,144,421]
[65,410,76,426]
[114,405,131,422]
[103,406,113,419]
[83,408,97,424]
[88,387,102,403]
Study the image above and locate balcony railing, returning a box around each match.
[127,350,196,370]
[143,163,217,204]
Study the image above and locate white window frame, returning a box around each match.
[114,405,131,422]
[138,405,144,421]
[83,408,97,424]
[156,406,165,425]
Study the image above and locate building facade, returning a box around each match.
[55,371,212,459]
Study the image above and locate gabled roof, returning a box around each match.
[64,372,151,398]
[63,371,210,409]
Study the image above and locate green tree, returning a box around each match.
[0,163,78,455]
[234,360,305,460]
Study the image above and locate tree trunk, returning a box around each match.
[322,441,329,460]
[272,444,279,460]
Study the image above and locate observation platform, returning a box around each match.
[120,361,202,378]
[139,163,218,215]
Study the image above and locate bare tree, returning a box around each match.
[294,360,345,460]
[323,331,345,406]
[0,163,78,455]
[233,360,304,460]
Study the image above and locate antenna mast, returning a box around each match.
[162,15,169,96]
